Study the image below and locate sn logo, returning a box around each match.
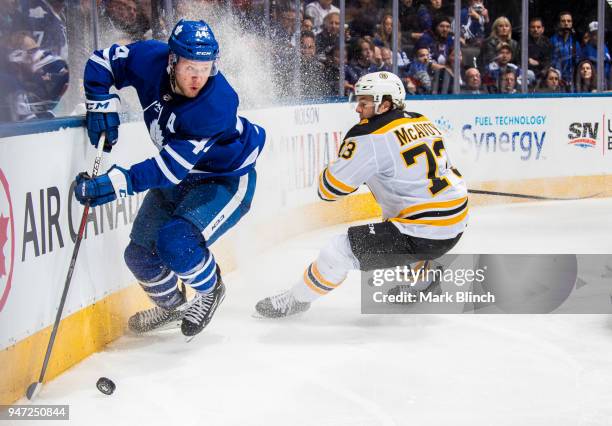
[568,122,599,140]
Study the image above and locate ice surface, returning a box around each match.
[14,199,612,426]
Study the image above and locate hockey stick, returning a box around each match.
[26,135,106,400]
[467,188,602,201]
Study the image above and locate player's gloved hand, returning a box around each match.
[74,165,133,207]
[85,93,121,153]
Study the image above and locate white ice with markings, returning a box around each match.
[15,198,612,426]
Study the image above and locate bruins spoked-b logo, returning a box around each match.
[0,168,15,312]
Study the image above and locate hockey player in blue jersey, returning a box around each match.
[74,19,266,338]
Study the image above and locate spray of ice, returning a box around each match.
[177,3,279,109]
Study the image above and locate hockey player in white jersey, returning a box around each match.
[255,71,468,317]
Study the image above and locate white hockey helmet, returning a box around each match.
[354,71,406,113]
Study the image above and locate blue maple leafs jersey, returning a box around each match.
[84,40,266,192]
[19,0,68,58]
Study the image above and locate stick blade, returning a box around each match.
[26,382,42,400]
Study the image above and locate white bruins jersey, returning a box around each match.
[318,109,468,240]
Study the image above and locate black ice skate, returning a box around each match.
[255,290,311,318]
[181,271,226,340]
[128,291,187,334]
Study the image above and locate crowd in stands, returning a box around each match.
[0,0,152,123]
[267,0,612,98]
[1,0,611,122]
[1,0,70,122]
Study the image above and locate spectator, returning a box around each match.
[550,11,581,90]
[528,17,552,80]
[399,0,421,52]
[461,0,489,47]
[105,0,137,27]
[479,16,519,69]
[135,0,152,39]
[579,21,611,82]
[321,43,339,95]
[417,0,443,33]
[581,30,590,51]
[300,30,317,57]
[19,0,67,59]
[100,0,149,44]
[391,51,411,71]
[302,17,314,33]
[415,14,454,66]
[2,30,69,121]
[345,37,378,86]
[299,30,325,98]
[461,67,484,94]
[482,42,519,93]
[402,46,435,94]
[373,14,411,69]
[499,69,518,94]
[305,0,339,35]
[535,67,563,93]
[381,47,393,69]
[346,0,378,38]
[573,59,597,93]
[316,11,339,59]
[372,46,390,71]
[270,5,301,97]
[321,43,351,96]
[374,14,395,50]
[100,0,138,40]
[271,5,300,48]
[430,46,462,94]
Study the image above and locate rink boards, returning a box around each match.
[1,95,611,403]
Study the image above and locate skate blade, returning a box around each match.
[153,320,183,333]
[128,319,182,336]
[251,309,309,320]
[183,326,208,343]
[251,309,285,319]
[251,311,268,319]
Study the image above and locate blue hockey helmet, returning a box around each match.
[168,19,219,61]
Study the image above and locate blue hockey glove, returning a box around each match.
[74,165,134,207]
[85,93,121,153]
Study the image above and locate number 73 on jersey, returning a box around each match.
[337,135,463,197]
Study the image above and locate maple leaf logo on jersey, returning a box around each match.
[29,6,47,19]
[0,214,8,278]
[149,118,164,149]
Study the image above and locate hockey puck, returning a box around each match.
[96,377,116,395]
